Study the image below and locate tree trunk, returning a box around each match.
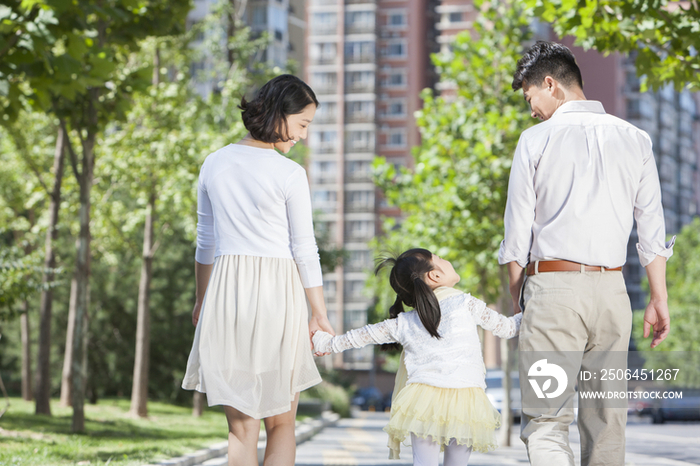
[130,190,155,418]
[498,266,513,447]
[34,126,65,415]
[20,301,32,401]
[193,391,205,417]
[71,122,96,433]
[59,275,78,407]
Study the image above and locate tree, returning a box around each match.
[0,0,189,431]
[525,0,700,91]
[0,111,62,402]
[633,218,700,387]
[373,0,535,444]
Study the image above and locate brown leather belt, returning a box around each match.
[526,260,622,276]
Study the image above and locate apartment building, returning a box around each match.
[188,0,306,95]
[305,0,438,368]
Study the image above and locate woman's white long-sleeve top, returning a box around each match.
[313,289,522,389]
[194,144,322,288]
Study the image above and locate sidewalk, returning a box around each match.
[143,411,340,466]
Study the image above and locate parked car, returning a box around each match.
[651,389,700,424]
[351,386,383,411]
[486,369,579,423]
[485,370,521,421]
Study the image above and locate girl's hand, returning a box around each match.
[311,329,334,356]
[309,314,334,356]
[192,301,202,326]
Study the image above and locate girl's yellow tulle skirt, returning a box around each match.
[383,383,501,458]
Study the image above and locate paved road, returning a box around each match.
[295,412,700,466]
[194,412,700,466]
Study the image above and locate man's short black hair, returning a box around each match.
[239,74,319,143]
[512,41,583,91]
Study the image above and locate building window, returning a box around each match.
[311,42,337,63]
[347,131,374,151]
[345,11,375,32]
[345,41,375,63]
[346,190,373,211]
[383,100,405,117]
[381,70,406,87]
[312,190,337,212]
[312,130,338,152]
[347,250,371,271]
[312,12,337,33]
[386,129,406,147]
[323,280,337,298]
[252,6,267,27]
[346,101,374,122]
[346,160,371,181]
[311,161,337,184]
[449,12,463,22]
[382,40,406,58]
[346,220,374,240]
[274,29,283,41]
[345,71,374,92]
[389,12,406,26]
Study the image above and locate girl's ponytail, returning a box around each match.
[389,294,404,319]
[412,275,441,339]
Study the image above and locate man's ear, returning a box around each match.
[543,76,559,94]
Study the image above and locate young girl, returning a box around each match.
[312,248,522,466]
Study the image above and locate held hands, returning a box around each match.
[309,314,335,357]
[643,297,670,349]
[311,330,334,355]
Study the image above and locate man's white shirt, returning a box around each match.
[499,100,674,268]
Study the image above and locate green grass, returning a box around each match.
[0,397,229,466]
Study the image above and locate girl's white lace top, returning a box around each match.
[313,288,522,389]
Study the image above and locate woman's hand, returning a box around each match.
[309,314,335,356]
[192,301,202,326]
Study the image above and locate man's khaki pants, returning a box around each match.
[519,269,632,466]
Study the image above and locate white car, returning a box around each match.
[485,370,521,421]
[485,369,579,424]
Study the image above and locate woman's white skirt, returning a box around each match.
[182,255,321,419]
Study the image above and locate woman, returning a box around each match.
[182,74,334,466]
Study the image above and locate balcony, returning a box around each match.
[345,82,375,93]
[311,24,339,35]
[343,293,369,303]
[315,143,338,154]
[345,54,375,64]
[345,0,374,4]
[311,56,337,66]
[313,202,338,213]
[345,24,375,35]
[315,113,338,124]
[311,0,339,5]
[345,230,374,241]
[314,84,338,95]
[345,142,374,152]
[345,113,374,123]
[345,170,372,182]
[345,202,374,213]
[312,173,338,184]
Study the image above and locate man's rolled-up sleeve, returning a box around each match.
[499,134,536,267]
[634,142,675,267]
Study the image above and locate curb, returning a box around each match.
[144,410,341,466]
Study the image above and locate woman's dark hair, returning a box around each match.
[239,74,319,143]
[376,248,442,339]
[512,41,583,91]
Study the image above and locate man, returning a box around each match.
[499,41,674,466]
